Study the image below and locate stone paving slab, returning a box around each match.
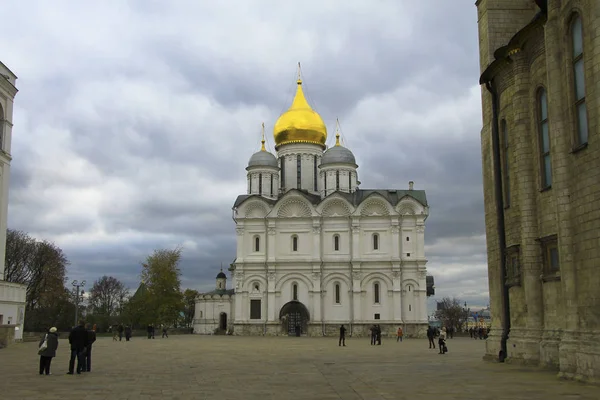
[0,335,597,399]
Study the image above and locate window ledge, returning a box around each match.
[571,142,588,154]
[540,185,552,193]
[505,276,522,287]
[542,272,561,282]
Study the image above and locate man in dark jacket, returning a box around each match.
[338,325,346,347]
[67,320,89,374]
[427,326,436,349]
[38,327,59,375]
[83,323,97,372]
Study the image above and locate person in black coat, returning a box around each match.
[339,325,346,347]
[125,325,132,341]
[38,327,59,375]
[67,320,89,375]
[83,323,97,372]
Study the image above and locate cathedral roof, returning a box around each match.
[247,123,279,169]
[201,288,235,297]
[233,188,427,209]
[216,271,227,279]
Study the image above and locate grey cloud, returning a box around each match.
[2,0,488,307]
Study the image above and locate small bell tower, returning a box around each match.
[216,264,227,290]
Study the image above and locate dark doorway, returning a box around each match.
[219,312,227,331]
[279,301,310,336]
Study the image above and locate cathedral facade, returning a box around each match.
[194,72,430,337]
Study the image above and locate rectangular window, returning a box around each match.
[336,171,340,191]
[348,172,352,192]
[571,15,588,146]
[409,305,411,312]
[538,89,551,188]
[504,245,521,287]
[406,253,410,257]
[280,157,285,189]
[296,155,301,189]
[324,172,327,196]
[250,299,261,319]
[313,156,317,191]
[540,235,560,280]
[334,235,339,251]
[249,176,252,194]
[270,174,273,196]
[258,173,262,195]
[374,313,380,320]
[501,120,510,207]
[374,283,380,304]
[292,236,298,252]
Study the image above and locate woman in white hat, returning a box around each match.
[38,327,59,375]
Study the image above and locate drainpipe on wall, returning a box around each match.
[485,80,511,362]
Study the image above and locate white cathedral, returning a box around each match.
[194,71,430,337]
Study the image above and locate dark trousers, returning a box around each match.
[69,348,85,373]
[370,334,376,345]
[397,336,403,342]
[162,331,168,338]
[39,356,52,374]
[119,332,123,341]
[84,345,92,372]
[428,336,435,348]
[377,335,381,345]
[339,336,345,346]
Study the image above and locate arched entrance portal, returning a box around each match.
[219,312,227,331]
[279,301,310,336]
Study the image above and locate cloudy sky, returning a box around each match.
[1,0,489,311]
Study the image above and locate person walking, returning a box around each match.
[67,320,89,375]
[162,325,169,338]
[112,324,118,341]
[118,324,124,341]
[396,326,403,342]
[338,325,346,347]
[369,325,376,345]
[125,325,132,341]
[38,327,59,375]
[83,323,97,372]
[376,325,382,345]
[427,326,436,349]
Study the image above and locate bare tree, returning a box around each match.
[434,297,469,331]
[88,276,129,316]
[4,229,37,282]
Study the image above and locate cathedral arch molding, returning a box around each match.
[402,278,420,289]
[242,275,267,293]
[361,272,393,290]
[276,273,314,292]
[396,196,424,216]
[322,272,352,289]
[355,194,393,217]
[244,201,270,218]
[272,194,315,218]
[319,196,354,217]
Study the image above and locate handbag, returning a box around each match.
[38,334,48,354]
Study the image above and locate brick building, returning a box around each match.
[476,0,599,382]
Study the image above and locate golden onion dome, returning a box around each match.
[273,76,327,149]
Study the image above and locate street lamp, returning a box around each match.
[463,302,470,332]
[72,280,86,327]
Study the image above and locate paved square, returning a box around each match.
[0,335,597,399]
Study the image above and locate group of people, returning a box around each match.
[338,324,405,347]
[469,326,489,340]
[112,324,133,341]
[426,326,448,354]
[37,320,97,375]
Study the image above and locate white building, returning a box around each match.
[0,61,26,342]
[194,72,429,337]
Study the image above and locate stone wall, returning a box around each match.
[0,324,15,348]
[476,0,600,384]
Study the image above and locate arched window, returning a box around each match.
[249,176,252,193]
[373,233,379,250]
[336,171,340,190]
[199,311,203,318]
[374,282,380,304]
[348,172,351,192]
[538,88,551,188]
[0,104,4,149]
[333,235,340,251]
[254,236,260,252]
[259,173,263,195]
[409,304,412,312]
[571,14,588,146]
[270,174,274,196]
[292,235,298,252]
[335,283,341,304]
[293,283,298,301]
[296,154,302,189]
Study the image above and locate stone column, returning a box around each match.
[545,4,579,378]
[312,222,321,262]
[351,222,360,259]
[235,226,245,261]
[312,271,322,321]
[267,224,276,263]
[391,219,400,261]
[511,51,543,361]
[392,271,402,321]
[352,271,362,322]
[267,271,277,321]
[416,223,425,259]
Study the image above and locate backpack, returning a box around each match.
[38,334,48,355]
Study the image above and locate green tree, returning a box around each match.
[87,276,129,331]
[141,247,184,327]
[182,289,199,328]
